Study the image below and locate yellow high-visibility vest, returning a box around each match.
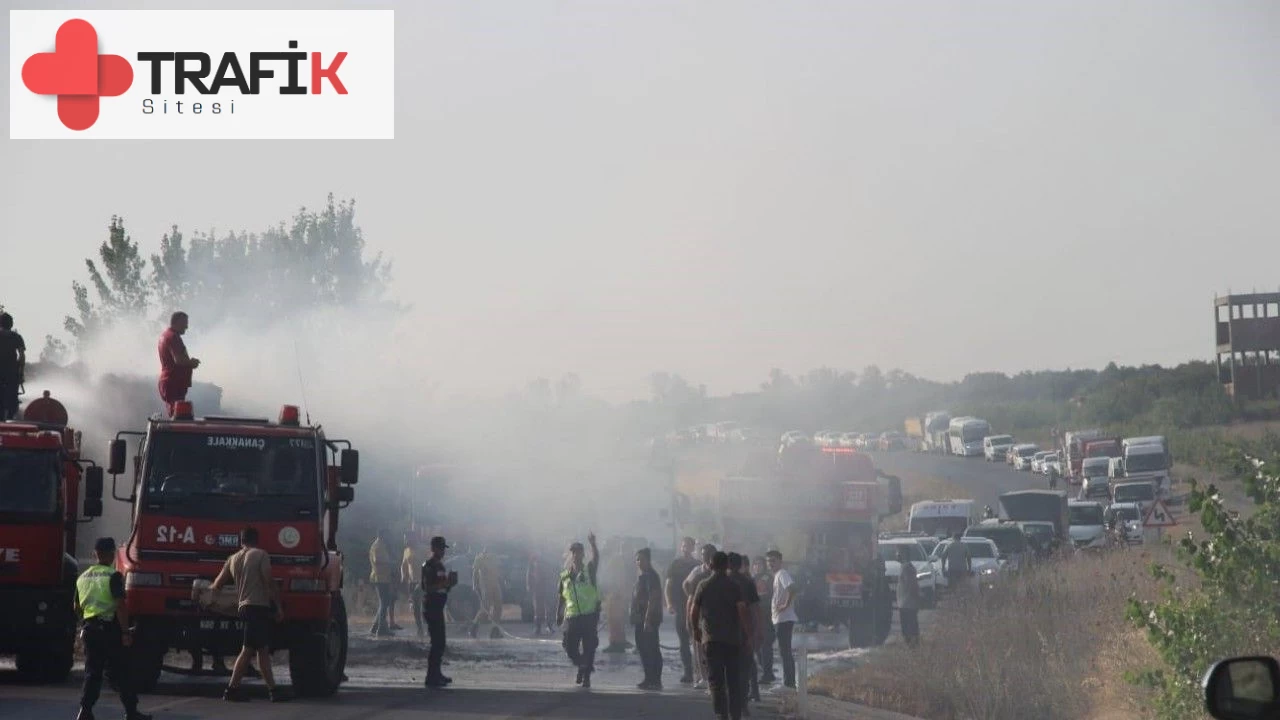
[559,567,600,618]
[76,564,117,621]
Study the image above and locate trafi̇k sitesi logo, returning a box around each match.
[10,10,394,139]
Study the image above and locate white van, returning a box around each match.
[983,435,1015,462]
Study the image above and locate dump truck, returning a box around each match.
[107,399,359,696]
[674,443,902,648]
[0,391,104,682]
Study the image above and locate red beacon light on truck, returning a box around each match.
[279,405,301,426]
[172,401,194,420]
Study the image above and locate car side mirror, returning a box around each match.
[340,449,359,485]
[1204,656,1280,720]
[108,439,127,475]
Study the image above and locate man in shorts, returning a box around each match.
[210,527,286,702]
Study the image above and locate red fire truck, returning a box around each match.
[0,391,105,681]
[688,445,901,648]
[107,400,358,696]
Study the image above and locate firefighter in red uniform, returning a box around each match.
[157,311,200,416]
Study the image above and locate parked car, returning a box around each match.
[1011,444,1041,471]
[1044,448,1064,476]
[984,434,1016,462]
[877,537,940,608]
[1030,451,1053,474]
[931,537,1003,592]
[1105,502,1144,545]
[964,522,1029,572]
[1068,500,1109,551]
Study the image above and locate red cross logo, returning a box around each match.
[21,19,133,131]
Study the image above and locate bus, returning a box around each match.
[947,417,991,457]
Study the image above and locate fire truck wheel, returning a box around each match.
[129,641,165,694]
[847,612,874,648]
[15,641,74,683]
[290,593,348,697]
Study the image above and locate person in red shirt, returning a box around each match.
[157,311,200,416]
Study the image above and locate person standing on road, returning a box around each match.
[209,527,286,703]
[421,536,458,688]
[0,311,26,421]
[368,530,396,637]
[469,547,504,639]
[683,543,717,689]
[557,532,601,688]
[402,534,426,639]
[527,551,557,636]
[728,553,760,709]
[156,311,199,417]
[751,556,776,684]
[766,550,799,689]
[664,536,699,684]
[74,537,152,720]
[691,551,748,720]
[895,547,921,647]
[941,533,971,591]
[632,547,664,690]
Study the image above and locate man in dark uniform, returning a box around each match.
[421,536,458,688]
[728,553,760,711]
[691,551,748,720]
[74,537,152,720]
[631,547,664,690]
[663,536,698,684]
[0,311,25,421]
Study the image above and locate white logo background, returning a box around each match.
[9,10,395,139]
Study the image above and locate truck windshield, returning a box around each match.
[1086,444,1116,458]
[907,515,968,538]
[987,436,1012,446]
[1125,452,1167,473]
[878,543,925,563]
[142,432,320,520]
[1114,484,1155,503]
[1069,505,1104,526]
[0,449,60,518]
[964,526,1026,555]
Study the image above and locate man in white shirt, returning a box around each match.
[765,550,798,689]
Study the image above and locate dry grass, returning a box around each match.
[809,546,1180,720]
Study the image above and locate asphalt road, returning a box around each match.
[0,621,853,720]
[868,450,1053,507]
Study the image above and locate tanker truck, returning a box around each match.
[0,391,105,682]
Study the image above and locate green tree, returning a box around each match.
[59,196,396,356]
[1126,448,1280,719]
[64,216,150,343]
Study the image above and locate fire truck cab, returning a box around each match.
[0,391,105,682]
[107,400,358,696]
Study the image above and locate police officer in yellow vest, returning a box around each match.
[74,537,152,720]
[556,531,601,688]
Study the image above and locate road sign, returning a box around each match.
[1143,499,1178,528]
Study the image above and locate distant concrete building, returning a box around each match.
[1215,292,1280,401]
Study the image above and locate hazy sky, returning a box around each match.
[4,0,1279,401]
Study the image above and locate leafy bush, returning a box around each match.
[1126,447,1280,719]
